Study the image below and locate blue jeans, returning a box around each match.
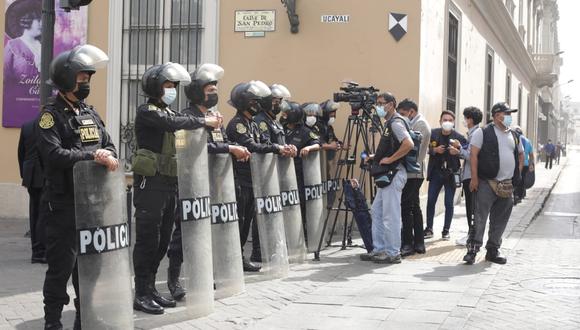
[371,168,407,257]
[426,168,457,231]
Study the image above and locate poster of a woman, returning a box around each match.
[2,0,87,128]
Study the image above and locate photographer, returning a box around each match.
[360,93,413,264]
[424,111,466,240]
[397,99,431,256]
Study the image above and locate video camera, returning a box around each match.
[333,81,379,116]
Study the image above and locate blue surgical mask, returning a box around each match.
[161,88,177,105]
[503,115,512,127]
[375,106,386,118]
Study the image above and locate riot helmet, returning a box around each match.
[49,44,109,92]
[228,80,271,116]
[320,99,339,123]
[269,84,292,115]
[284,101,304,125]
[141,62,191,99]
[301,102,321,128]
[184,63,224,106]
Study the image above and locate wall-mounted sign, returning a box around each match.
[235,10,275,33]
[389,13,408,42]
[321,15,350,23]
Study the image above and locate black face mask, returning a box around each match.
[247,102,262,116]
[279,116,288,126]
[202,93,218,108]
[73,82,90,100]
[271,104,281,115]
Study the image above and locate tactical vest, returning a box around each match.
[50,104,103,152]
[478,124,520,180]
[132,105,178,177]
[373,116,403,168]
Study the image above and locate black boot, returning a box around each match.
[242,256,261,272]
[133,277,164,315]
[167,261,186,301]
[44,322,63,330]
[150,276,176,308]
[485,248,507,264]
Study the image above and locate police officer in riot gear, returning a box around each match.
[255,84,295,147]
[37,45,118,330]
[318,100,341,155]
[226,81,292,271]
[166,64,249,300]
[132,63,221,315]
[283,102,321,232]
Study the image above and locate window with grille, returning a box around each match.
[446,12,459,113]
[484,47,494,123]
[119,0,203,170]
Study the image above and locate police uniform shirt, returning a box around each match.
[225,112,281,187]
[37,95,117,205]
[134,99,207,154]
[285,124,321,179]
[183,104,230,154]
[255,112,286,145]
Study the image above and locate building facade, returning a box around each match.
[0,0,560,218]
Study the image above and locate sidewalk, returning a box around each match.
[0,159,567,330]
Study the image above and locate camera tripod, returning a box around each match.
[314,110,382,260]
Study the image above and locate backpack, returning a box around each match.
[387,117,423,174]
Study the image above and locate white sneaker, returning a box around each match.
[455,235,468,246]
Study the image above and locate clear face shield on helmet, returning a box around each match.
[160,62,192,86]
[248,80,272,98]
[270,84,291,99]
[194,63,225,83]
[68,44,109,69]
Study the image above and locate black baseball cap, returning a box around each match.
[491,102,518,115]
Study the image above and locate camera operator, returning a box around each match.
[360,93,413,264]
[424,111,466,240]
[396,99,431,256]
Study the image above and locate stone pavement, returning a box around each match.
[0,150,577,330]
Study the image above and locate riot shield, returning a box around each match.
[209,153,245,299]
[320,150,329,233]
[74,160,133,330]
[277,156,306,263]
[250,153,289,278]
[176,129,213,317]
[302,151,324,253]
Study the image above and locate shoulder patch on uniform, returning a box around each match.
[259,121,268,132]
[39,112,54,129]
[148,104,160,111]
[431,141,437,147]
[310,131,318,139]
[236,123,247,134]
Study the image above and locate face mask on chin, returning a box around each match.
[328,117,336,126]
